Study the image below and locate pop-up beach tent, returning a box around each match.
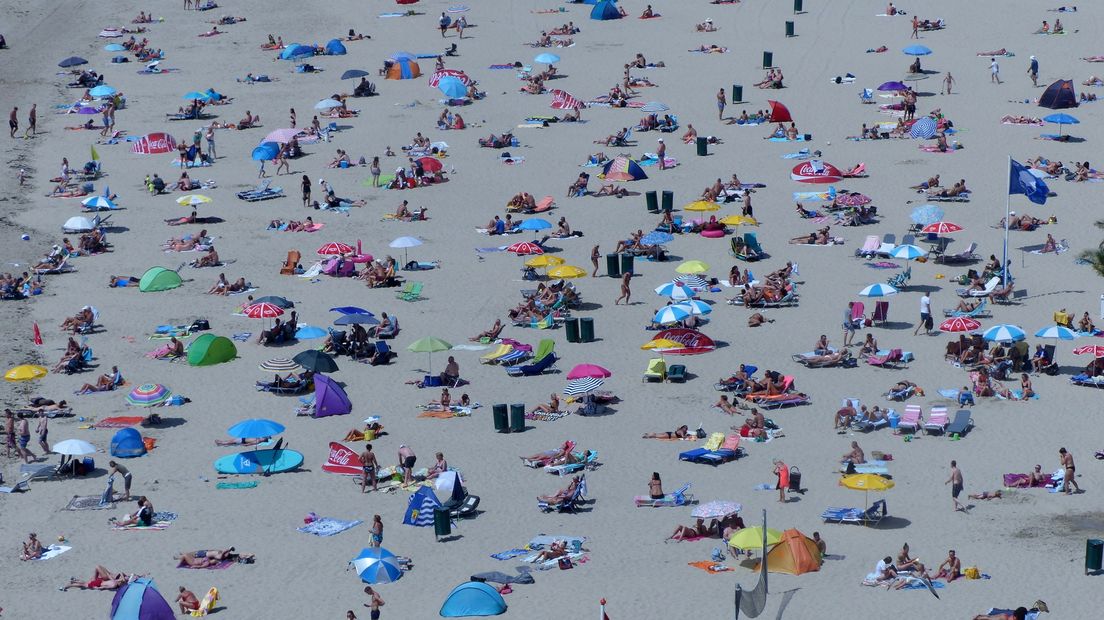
[1038,79,1078,109]
[138,267,181,292]
[325,39,347,55]
[756,529,822,575]
[110,578,174,620]
[110,428,146,458]
[387,58,421,80]
[187,334,237,366]
[313,374,352,417]
[403,486,441,526]
[440,582,507,617]
[591,0,621,20]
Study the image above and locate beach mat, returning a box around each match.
[66,495,116,511]
[688,560,732,573]
[94,416,145,429]
[216,481,258,490]
[177,559,234,570]
[297,517,363,537]
[491,549,529,561]
[33,545,72,561]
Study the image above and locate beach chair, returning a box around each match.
[370,341,394,366]
[744,232,765,257]
[635,482,694,507]
[897,405,922,433]
[679,434,743,466]
[545,450,598,476]
[480,344,513,364]
[820,499,887,526]
[866,348,903,368]
[945,409,973,437]
[396,281,424,301]
[943,299,992,318]
[531,338,555,362]
[280,250,301,275]
[643,358,667,382]
[859,88,874,104]
[493,347,530,366]
[505,352,557,377]
[936,241,978,264]
[236,179,284,202]
[667,364,687,383]
[189,587,220,617]
[870,301,889,325]
[537,475,586,512]
[956,277,999,298]
[923,406,949,435]
[855,235,880,258]
[853,409,890,432]
[18,463,58,486]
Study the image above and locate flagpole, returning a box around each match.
[1003,155,1011,288]
[599,598,606,620]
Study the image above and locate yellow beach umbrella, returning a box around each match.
[683,200,721,212]
[547,265,587,279]
[719,214,758,226]
[641,338,681,350]
[175,194,212,206]
[5,365,48,381]
[728,526,783,550]
[525,255,565,268]
[839,474,895,492]
[675,260,710,274]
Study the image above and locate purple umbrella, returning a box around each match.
[109,577,175,620]
[877,81,908,92]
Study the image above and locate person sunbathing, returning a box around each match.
[695,19,716,32]
[530,393,561,415]
[668,518,708,541]
[523,442,573,464]
[930,179,967,197]
[642,424,690,439]
[61,566,133,591]
[214,436,268,447]
[174,547,237,568]
[20,532,43,561]
[547,449,589,468]
[537,476,581,505]
[802,350,848,367]
[594,183,628,198]
[77,366,122,394]
[714,395,740,415]
[531,540,567,562]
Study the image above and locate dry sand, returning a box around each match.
[2,0,1104,617]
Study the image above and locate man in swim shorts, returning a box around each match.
[397,444,416,486]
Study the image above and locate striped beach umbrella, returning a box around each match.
[940,317,980,333]
[889,244,927,260]
[675,300,712,315]
[859,283,898,297]
[909,117,938,139]
[259,358,300,372]
[126,383,171,407]
[674,274,710,289]
[654,305,692,324]
[1035,326,1078,340]
[351,548,403,584]
[982,324,1026,342]
[564,377,604,396]
[655,282,695,300]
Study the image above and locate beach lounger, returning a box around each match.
[854,235,880,258]
[667,364,687,383]
[545,450,598,476]
[936,241,978,264]
[956,277,999,298]
[236,179,284,202]
[871,301,889,325]
[853,409,891,432]
[841,460,889,475]
[679,434,743,466]
[943,299,992,318]
[480,344,513,364]
[279,250,301,275]
[505,352,557,376]
[396,281,424,301]
[923,406,949,435]
[1069,373,1104,388]
[866,348,904,368]
[643,358,667,382]
[820,499,887,525]
[446,494,480,519]
[634,482,694,507]
[255,379,310,395]
[18,463,59,485]
[537,475,586,512]
[945,409,973,437]
[897,405,922,433]
[493,348,530,366]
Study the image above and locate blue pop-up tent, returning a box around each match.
[591,0,621,20]
[440,582,507,617]
[110,578,174,620]
[280,44,315,61]
[110,428,146,458]
[325,39,347,55]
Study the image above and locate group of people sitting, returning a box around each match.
[53,337,91,374]
[359,257,399,288]
[730,262,796,307]
[755,68,784,89]
[205,273,250,295]
[257,311,298,345]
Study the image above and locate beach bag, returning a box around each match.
[964,566,980,580]
[558,557,573,570]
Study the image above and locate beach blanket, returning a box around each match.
[938,389,961,399]
[114,520,172,531]
[418,409,472,419]
[688,560,732,573]
[902,578,946,591]
[177,559,234,570]
[66,495,117,511]
[297,517,363,537]
[768,135,808,142]
[490,548,529,561]
[1003,473,1051,488]
[94,416,145,429]
[33,545,72,561]
[216,481,258,489]
[231,332,252,342]
[489,64,516,70]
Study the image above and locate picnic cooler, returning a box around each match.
[1087,539,1104,574]
[492,404,508,432]
[606,254,620,278]
[565,318,581,343]
[509,403,525,432]
[620,253,634,275]
[433,507,451,539]
[646,190,658,212]
[787,466,801,492]
[580,317,595,343]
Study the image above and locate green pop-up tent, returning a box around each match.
[187,334,237,366]
[139,267,182,292]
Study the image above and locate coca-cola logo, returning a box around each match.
[329,446,353,465]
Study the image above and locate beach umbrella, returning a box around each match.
[58,56,88,67]
[89,85,117,98]
[1035,326,1078,340]
[352,548,403,584]
[902,45,932,56]
[729,527,782,551]
[389,236,423,263]
[641,101,671,113]
[908,116,938,139]
[244,302,285,319]
[641,338,681,351]
[330,306,372,315]
[263,128,303,144]
[655,282,695,300]
[4,365,47,381]
[889,244,927,260]
[1043,112,1080,137]
[525,255,564,268]
[547,265,586,279]
[654,305,692,325]
[253,296,294,308]
[676,300,713,315]
[335,314,380,326]
[1074,344,1104,358]
[315,98,343,110]
[181,91,211,101]
[981,324,1026,342]
[834,192,871,207]
[318,242,354,256]
[73,105,101,115]
[428,69,472,87]
[227,418,286,439]
[676,260,710,274]
[506,241,544,255]
[941,317,981,333]
[683,200,720,212]
[104,44,125,52]
[909,204,944,226]
[640,231,674,247]
[534,52,561,64]
[251,142,280,161]
[176,194,212,206]
[859,283,898,297]
[517,218,552,231]
[293,350,339,373]
[341,69,370,80]
[407,337,453,375]
[295,325,328,340]
[567,364,612,379]
[767,100,793,123]
[718,214,757,226]
[839,473,894,511]
[674,274,710,289]
[437,76,467,99]
[564,377,604,396]
[921,221,963,235]
[259,358,300,372]
[391,51,417,61]
[877,81,908,92]
[81,195,117,210]
[52,439,96,456]
[416,157,443,173]
[126,383,171,407]
[692,501,742,520]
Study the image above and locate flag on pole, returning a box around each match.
[33,322,42,346]
[1008,158,1049,205]
[90,145,100,162]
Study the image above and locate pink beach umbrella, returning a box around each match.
[567,364,612,380]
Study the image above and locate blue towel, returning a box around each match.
[782,149,810,159]
[297,517,363,537]
[490,548,528,561]
[901,578,945,590]
[231,332,252,342]
[938,389,960,398]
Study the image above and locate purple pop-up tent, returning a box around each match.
[313,373,352,417]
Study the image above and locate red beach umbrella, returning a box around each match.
[1073,344,1104,358]
[417,157,443,173]
[506,242,544,255]
[922,221,964,235]
[317,242,354,256]
[244,302,285,319]
[767,100,792,123]
[940,317,980,333]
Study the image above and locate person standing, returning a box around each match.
[716,87,726,120]
[913,292,931,335]
[4,409,16,458]
[941,72,956,95]
[615,271,632,305]
[301,174,312,207]
[773,459,789,503]
[359,444,378,493]
[369,514,383,547]
[9,106,18,138]
[456,15,466,39]
[35,413,49,456]
[590,244,601,277]
[910,15,919,39]
[1059,447,1081,494]
[397,444,416,486]
[1028,55,1039,87]
[946,460,964,511]
[23,103,36,138]
[656,138,666,170]
[991,58,1001,84]
[439,12,451,37]
[15,415,35,463]
[842,302,856,347]
[108,461,133,500]
[363,586,384,620]
[289,107,296,128]
[205,123,216,159]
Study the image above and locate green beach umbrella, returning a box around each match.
[406,337,453,375]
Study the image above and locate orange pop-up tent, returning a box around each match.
[756,529,822,575]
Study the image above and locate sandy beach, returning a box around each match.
[3,0,1104,618]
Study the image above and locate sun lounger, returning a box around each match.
[841,460,889,475]
[479,344,513,364]
[679,434,743,466]
[956,277,999,298]
[643,358,667,382]
[493,348,530,366]
[667,364,687,382]
[945,409,973,437]
[537,475,586,512]
[936,241,978,264]
[236,179,284,202]
[0,479,30,493]
[396,281,424,301]
[505,352,557,376]
[866,348,904,368]
[634,482,694,507]
[740,391,810,409]
[820,498,887,525]
[853,410,890,432]
[923,406,948,434]
[1070,373,1104,388]
[855,235,880,258]
[943,299,992,318]
[897,405,922,433]
[544,450,598,476]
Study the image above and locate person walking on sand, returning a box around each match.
[656,138,666,170]
[24,104,36,138]
[946,460,965,511]
[1028,55,1039,87]
[590,245,601,277]
[9,106,18,138]
[1059,447,1081,494]
[615,271,632,305]
[774,459,789,503]
[35,412,49,455]
[5,409,17,458]
[439,12,451,37]
[369,514,383,547]
[842,301,856,347]
[941,72,956,95]
[914,292,931,335]
[363,586,384,619]
[991,58,1001,84]
[911,15,919,39]
[360,444,379,493]
[205,123,216,159]
[716,88,726,120]
[15,416,35,463]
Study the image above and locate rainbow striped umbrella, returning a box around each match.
[126,383,171,407]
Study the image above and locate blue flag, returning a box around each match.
[1009,158,1049,205]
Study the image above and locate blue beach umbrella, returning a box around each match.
[437,76,467,99]
[654,282,695,300]
[341,69,370,80]
[335,314,380,326]
[1043,113,1079,136]
[517,218,552,231]
[351,548,403,584]
[330,306,372,315]
[982,324,1026,342]
[640,231,674,247]
[391,51,417,61]
[909,116,938,139]
[641,101,671,113]
[182,91,211,101]
[227,418,286,439]
[89,85,117,98]
[295,325,328,339]
[104,44,125,52]
[902,45,932,56]
[909,204,944,226]
[890,244,927,260]
[81,195,117,210]
[1035,325,1078,340]
[251,142,279,161]
[534,52,560,64]
[859,283,899,297]
[58,56,88,67]
[675,299,712,315]
[654,305,692,324]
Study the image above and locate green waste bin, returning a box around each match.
[509,403,526,432]
[1087,539,1104,574]
[696,136,708,156]
[492,403,508,432]
[732,84,743,103]
[661,190,673,212]
[762,51,773,69]
[580,317,595,343]
[620,253,634,275]
[565,318,581,343]
[433,507,451,539]
[785,21,794,37]
[794,0,803,13]
[645,190,658,212]
[605,253,620,278]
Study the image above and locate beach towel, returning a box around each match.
[489,64,516,70]
[418,409,472,419]
[114,520,172,531]
[902,578,946,591]
[177,559,234,570]
[66,495,117,510]
[938,389,961,399]
[216,481,258,489]
[33,545,72,561]
[490,548,529,561]
[688,560,732,573]
[297,517,363,536]
[231,332,252,342]
[94,416,145,429]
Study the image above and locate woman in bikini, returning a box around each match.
[642,424,690,439]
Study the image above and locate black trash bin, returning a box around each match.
[565,318,581,343]
[509,403,526,432]
[433,507,451,540]
[645,190,658,212]
[785,21,795,37]
[762,51,773,69]
[492,404,508,432]
[788,466,802,493]
[661,190,673,212]
[1088,539,1104,574]
[732,84,743,103]
[605,253,620,278]
[794,0,803,13]
[580,317,595,343]
[696,136,708,156]
[620,253,634,275]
